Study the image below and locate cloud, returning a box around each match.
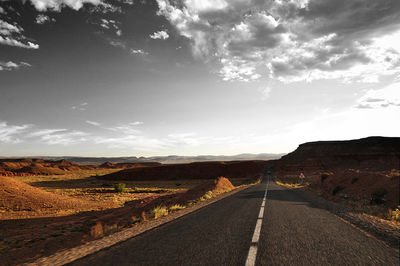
[156,0,400,83]
[29,0,104,11]
[355,82,400,109]
[27,129,67,137]
[0,120,90,146]
[0,121,31,143]
[98,18,122,36]
[150,30,169,40]
[106,122,144,134]
[89,1,122,13]
[130,48,148,55]
[130,121,144,126]
[35,130,89,145]
[0,61,31,71]
[0,19,39,49]
[86,120,101,126]
[71,102,88,111]
[35,14,56,24]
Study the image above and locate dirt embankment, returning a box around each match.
[0,175,100,214]
[0,177,237,265]
[0,159,162,177]
[99,161,265,181]
[311,170,399,207]
[273,136,400,209]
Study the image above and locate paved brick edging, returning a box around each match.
[25,185,253,266]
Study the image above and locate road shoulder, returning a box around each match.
[26,185,253,266]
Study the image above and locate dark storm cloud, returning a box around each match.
[298,0,400,36]
[156,0,400,82]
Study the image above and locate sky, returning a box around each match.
[0,0,399,157]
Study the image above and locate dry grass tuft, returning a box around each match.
[169,204,186,211]
[200,191,215,201]
[149,206,168,219]
[276,180,309,188]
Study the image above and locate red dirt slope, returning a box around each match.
[0,176,99,213]
[0,159,161,177]
[98,161,264,181]
[0,159,94,176]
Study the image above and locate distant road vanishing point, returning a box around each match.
[70,173,399,266]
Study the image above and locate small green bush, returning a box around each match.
[114,183,127,193]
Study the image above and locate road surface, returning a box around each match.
[70,175,399,265]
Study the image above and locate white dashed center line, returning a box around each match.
[245,176,269,266]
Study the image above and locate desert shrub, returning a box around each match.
[388,208,400,221]
[370,188,387,204]
[332,186,344,196]
[200,191,214,201]
[114,183,127,193]
[149,206,168,219]
[320,173,329,183]
[351,177,359,184]
[169,204,186,211]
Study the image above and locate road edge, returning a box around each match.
[26,184,255,266]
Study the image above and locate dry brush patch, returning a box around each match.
[0,172,253,265]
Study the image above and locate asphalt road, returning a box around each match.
[71,175,399,266]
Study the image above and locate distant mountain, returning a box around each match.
[10,153,285,165]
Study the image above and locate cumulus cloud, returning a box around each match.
[89,1,122,13]
[0,61,31,71]
[156,0,400,83]
[35,14,56,24]
[29,0,104,11]
[0,19,39,49]
[149,30,169,40]
[130,48,148,55]
[98,18,121,36]
[355,82,400,109]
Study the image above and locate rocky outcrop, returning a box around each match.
[275,137,400,178]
